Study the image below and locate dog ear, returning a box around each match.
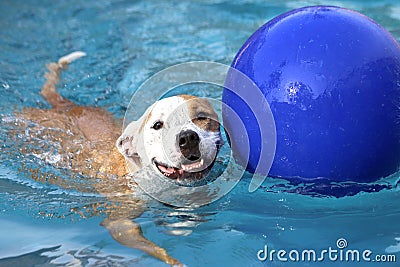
[116,106,153,170]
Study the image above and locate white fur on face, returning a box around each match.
[118,95,223,183]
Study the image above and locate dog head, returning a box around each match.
[117,95,223,184]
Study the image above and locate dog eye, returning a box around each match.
[196,112,209,120]
[151,121,164,130]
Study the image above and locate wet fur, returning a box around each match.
[12,52,181,266]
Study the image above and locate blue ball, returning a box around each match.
[222,6,400,182]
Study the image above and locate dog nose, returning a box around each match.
[178,130,201,161]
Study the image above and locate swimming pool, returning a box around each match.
[1,0,400,266]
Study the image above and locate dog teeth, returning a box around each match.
[182,159,204,171]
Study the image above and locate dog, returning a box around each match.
[117,93,223,186]
[9,52,224,266]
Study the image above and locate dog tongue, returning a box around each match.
[158,164,175,174]
[157,164,185,179]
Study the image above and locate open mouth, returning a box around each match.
[152,158,208,181]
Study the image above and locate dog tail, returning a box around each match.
[41,51,86,109]
[58,51,86,68]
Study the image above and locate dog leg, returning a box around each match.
[101,218,182,266]
[40,51,86,109]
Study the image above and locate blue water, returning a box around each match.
[1,0,400,266]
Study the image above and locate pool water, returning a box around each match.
[1,0,400,266]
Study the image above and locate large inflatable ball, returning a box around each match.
[222,6,400,182]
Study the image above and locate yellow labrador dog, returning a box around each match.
[11,52,223,266]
